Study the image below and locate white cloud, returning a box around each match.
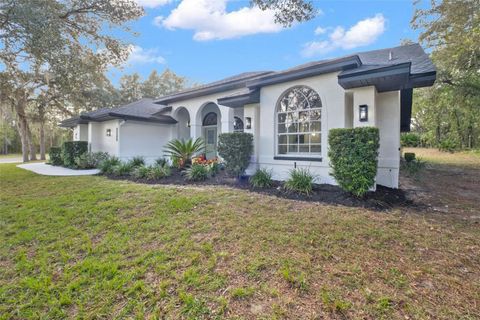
[155,0,283,41]
[314,27,327,35]
[126,45,166,64]
[302,14,386,57]
[135,0,172,8]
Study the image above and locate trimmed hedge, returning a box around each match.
[217,132,253,177]
[61,141,88,168]
[49,147,63,166]
[328,127,380,197]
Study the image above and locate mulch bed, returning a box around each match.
[106,169,416,211]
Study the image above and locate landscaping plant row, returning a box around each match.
[49,128,384,197]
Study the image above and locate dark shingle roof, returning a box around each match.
[156,44,435,106]
[60,98,177,127]
[356,43,435,75]
[155,71,273,104]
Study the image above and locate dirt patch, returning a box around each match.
[106,169,414,211]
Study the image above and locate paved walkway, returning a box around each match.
[17,162,100,176]
[0,157,23,164]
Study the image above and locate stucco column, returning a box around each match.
[219,105,234,134]
[244,103,260,173]
[352,86,377,127]
[87,122,94,152]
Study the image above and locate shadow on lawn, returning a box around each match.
[105,169,418,211]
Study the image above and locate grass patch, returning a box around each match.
[0,164,479,319]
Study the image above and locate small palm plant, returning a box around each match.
[164,138,205,169]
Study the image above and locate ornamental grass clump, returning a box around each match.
[183,164,209,181]
[284,168,316,195]
[249,168,273,188]
[147,163,171,180]
[111,162,134,177]
[131,165,150,179]
[99,156,121,174]
[128,156,145,168]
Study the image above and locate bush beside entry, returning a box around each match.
[48,147,63,166]
[61,141,88,168]
[328,127,380,197]
[217,132,253,177]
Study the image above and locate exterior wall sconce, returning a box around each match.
[359,104,368,122]
[106,129,111,137]
[245,117,252,129]
[186,120,191,128]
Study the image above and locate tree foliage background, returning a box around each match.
[411,0,480,150]
[0,0,315,160]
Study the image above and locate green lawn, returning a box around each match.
[1,164,479,319]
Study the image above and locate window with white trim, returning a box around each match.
[276,86,322,156]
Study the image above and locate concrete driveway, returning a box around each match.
[16,162,100,176]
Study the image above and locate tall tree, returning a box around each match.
[141,69,187,99]
[119,73,143,103]
[0,0,143,161]
[411,0,480,149]
[253,0,316,26]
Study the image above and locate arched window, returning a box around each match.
[276,86,322,156]
[233,116,244,132]
[203,112,217,126]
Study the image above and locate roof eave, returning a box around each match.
[155,72,273,105]
[108,112,178,124]
[247,56,362,88]
[217,90,260,108]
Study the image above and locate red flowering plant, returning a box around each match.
[191,156,221,176]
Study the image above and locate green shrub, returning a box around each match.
[400,132,421,147]
[401,158,426,177]
[61,141,88,168]
[131,165,150,179]
[154,157,168,167]
[249,168,273,188]
[147,164,171,180]
[183,164,209,181]
[128,156,145,167]
[217,132,253,177]
[75,152,109,169]
[99,156,121,174]
[328,127,380,197]
[206,162,220,176]
[438,138,458,153]
[111,162,134,176]
[404,152,416,162]
[48,147,63,166]
[284,168,315,195]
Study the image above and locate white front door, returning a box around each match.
[204,127,217,159]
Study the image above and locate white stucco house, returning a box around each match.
[60,43,435,188]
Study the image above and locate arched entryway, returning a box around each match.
[197,102,221,159]
[174,107,191,140]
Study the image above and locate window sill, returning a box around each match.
[273,156,322,162]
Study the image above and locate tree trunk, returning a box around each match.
[26,122,37,161]
[38,105,46,160]
[13,90,30,162]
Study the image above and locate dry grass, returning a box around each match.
[403,147,480,168]
[401,147,480,217]
[1,158,479,319]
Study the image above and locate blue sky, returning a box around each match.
[109,0,424,86]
